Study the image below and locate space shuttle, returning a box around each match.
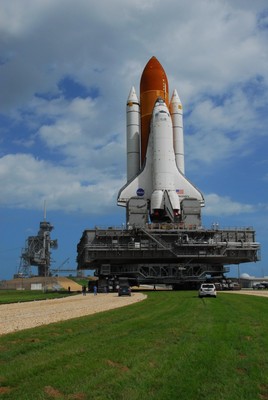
[117,56,204,223]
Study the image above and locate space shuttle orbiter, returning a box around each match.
[117,56,204,223]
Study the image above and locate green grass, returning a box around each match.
[0,290,75,304]
[0,292,267,399]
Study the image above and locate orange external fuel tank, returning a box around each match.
[140,56,169,164]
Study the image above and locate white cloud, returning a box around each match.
[184,79,268,169]
[203,193,254,216]
[0,153,123,214]
[34,95,126,176]
[0,0,56,36]
[1,0,267,110]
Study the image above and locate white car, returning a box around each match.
[199,283,217,298]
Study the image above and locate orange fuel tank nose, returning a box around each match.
[140,57,169,164]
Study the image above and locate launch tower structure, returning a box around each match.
[18,215,58,277]
[76,57,260,288]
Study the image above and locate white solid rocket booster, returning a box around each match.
[126,87,140,181]
[170,89,185,174]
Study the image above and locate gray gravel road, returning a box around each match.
[0,292,146,336]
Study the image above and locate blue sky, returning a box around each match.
[0,0,268,280]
